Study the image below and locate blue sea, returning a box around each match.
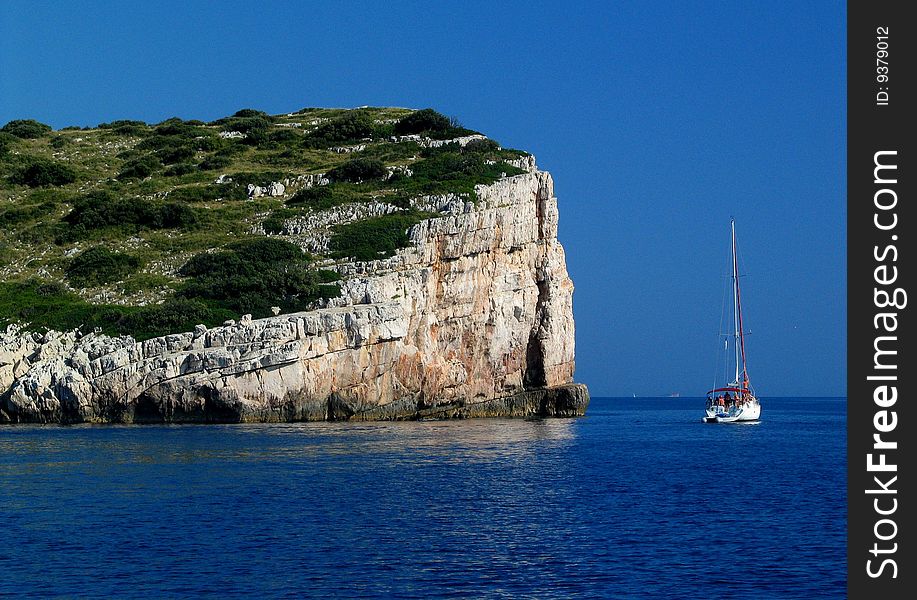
[0,397,846,598]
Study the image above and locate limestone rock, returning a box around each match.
[247,181,288,198]
[0,164,587,423]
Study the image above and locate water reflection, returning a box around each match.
[0,417,581,468]
[254,416,580,455]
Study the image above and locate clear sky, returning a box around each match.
[0,1,846,397]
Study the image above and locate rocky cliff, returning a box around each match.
[0,162,588,423]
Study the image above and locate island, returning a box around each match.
[0,107,588,423]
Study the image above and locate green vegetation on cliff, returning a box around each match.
[0,106,529,339]
[329,212,433,261]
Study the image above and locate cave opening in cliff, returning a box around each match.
[523,278,549,390]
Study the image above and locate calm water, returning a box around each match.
[0,397,846,598]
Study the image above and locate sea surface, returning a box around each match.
[0,397,846,599]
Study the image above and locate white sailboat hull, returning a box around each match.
[703,398,761,423]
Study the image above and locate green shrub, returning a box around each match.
[198,154,233,171]
[116,148,143,161]
[227,237,306,263]
[153,202,200,228]
[219,116,273,135]
[208,108,275,139]
[119,297,233,341]
[214,141,248,157]
[0,132,19,155]
[111,124,148,137]
[329,212,428,261]
[178,251,244,280]
[0,280,130,335]
[99,120,149,136]
[272,128,299,140]
[0,201,59,228]
[284,184,371,210]
[326,158,386,183]
[134,137,166,152]
[153,118,205,137]
[158,144,196,165]
[66,247,142,287]
[168,183,247,202]
[317,269,340,283]
[310,111,375,143]
[16,222,58,244]
[164,162,197,177]
[61,191,199,240]
[286,185,333,206]
[393,109,451,135]
[0,280,229,341]
[177,238,336,318]
[118,155,161,179]
[462,138,500,154]
[237,129,268,147]
[373,122,395,138]
[49,135,72,149]
[99,119,147,129]
[179,239,304,279]
[263,128,299,145]
[1,119,52,139]
[392,109,477,140]
[26,187,71,204]
[9,158,77,187]
[36,281,67,297]
[413,152,481,179]
[229,109,269,119]
[262,217,285,235]
[196,136,225,152]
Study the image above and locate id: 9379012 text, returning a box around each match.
[875,27,889,106]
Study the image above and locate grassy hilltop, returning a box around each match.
[0,107,527,340]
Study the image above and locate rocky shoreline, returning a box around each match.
[0,381,588,424]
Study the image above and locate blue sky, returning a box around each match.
[0,1,846,396]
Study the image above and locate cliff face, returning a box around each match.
[0,164,588,423]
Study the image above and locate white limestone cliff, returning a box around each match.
[0,163,588,423]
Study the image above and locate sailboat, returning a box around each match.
[703,219,761,423]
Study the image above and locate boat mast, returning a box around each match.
[723,338,728,388]
[731,219,750,391]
